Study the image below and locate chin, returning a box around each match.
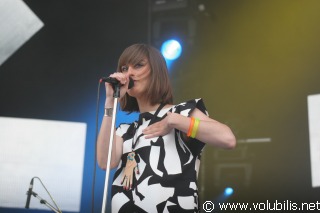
[127,90,136,97]
[128,88,145,99]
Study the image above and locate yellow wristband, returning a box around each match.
[191,118,200,138]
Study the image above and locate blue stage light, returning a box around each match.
[224,187,234,196]
[161,39,182,60]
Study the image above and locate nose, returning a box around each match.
[126,66,134,77]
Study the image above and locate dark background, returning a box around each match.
[1,0,320,212]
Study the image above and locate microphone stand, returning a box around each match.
[30,191,61,213]
[101,83,120,213]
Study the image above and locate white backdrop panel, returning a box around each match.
[0,117,86,212]
[0,0,43,66]
[308,94,320,188]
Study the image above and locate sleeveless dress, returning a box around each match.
[111,98,208,213]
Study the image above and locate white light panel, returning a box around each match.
[0,117,87,212]
[307,94,320,188]
[0,0,44,66]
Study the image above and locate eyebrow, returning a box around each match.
[129,59,148,65]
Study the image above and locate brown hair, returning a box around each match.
[118,44,173,112]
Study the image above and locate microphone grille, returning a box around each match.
[128,78,134,89]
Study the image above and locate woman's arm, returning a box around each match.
[143,108,236,149]
[96,113,123,170]
[97,73,129,170]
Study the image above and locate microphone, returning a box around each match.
[25,178,34,209]
[100,77,134,89]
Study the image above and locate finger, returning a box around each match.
[143,122,160,133]
[144,134,153,139]
[126,175,130,190]
[121,176,124,185]
[124,176,129,190]
[110,73,127,85]
[142,127,149,134]
[144,131,161,139]
[121,175,126,187]
[143,127,156,135]
[129,174,133,189]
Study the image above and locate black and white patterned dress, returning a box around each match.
[112,99,208,213]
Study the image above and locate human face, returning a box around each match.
[120,59,151,99]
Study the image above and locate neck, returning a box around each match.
[137,99,161,113]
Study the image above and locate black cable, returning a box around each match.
[33,176,62,213]
[91,80,103,213]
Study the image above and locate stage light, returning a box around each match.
[224,187,234,196]
[161,39,182,60]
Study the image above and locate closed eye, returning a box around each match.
[134,60,147,69]
[134,63,144,68]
